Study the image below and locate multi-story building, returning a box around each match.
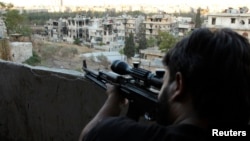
[87,15,143,49]
[66,15,90,43]
[102,17,115,44]
[115,17,126,44]
[143,13,178,38]
[205,7,250,40]
[44,19,60,41]
[177,17,195,36]
[88,18,103,45]
[124,17,136,36]
[43,13,192,51]
[44,18,68,42]
[119,15,144,37]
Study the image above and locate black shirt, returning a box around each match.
[82,116,212,141]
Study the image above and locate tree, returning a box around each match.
[4,9,31,36]
[157,31,178,52]
[23,51,41,66]
[146,36,156,47]
[73,38,81,45]
[195,8,202,28]
[136,23,147,52]
[124,32,135,58]
[4,10,24,34]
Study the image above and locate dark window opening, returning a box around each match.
[231,18,236,24]
[212,18,216,25]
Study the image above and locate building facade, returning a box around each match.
[205,8,250,40]
[143,13,178,38]
[177,17,194,37]
[67,15,90,43]
[43,13,194,51]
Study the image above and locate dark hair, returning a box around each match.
[163,28,250,125]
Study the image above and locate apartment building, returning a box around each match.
[88,18,103,45]
[66,15,90,43]
[43,13,192,51]
[143,13,178,38]
[115,17,126,44]
[205,7,250,40]
[177,17,195,36]
[44,18,68,42]
[88,17,125,45]
[45,15,91,43]
[125,18,134,35]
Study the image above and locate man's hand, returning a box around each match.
[79,83,127,141]
[106,83,128,108]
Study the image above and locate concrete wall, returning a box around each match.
[10,42,33,63]
[0,60,106,141]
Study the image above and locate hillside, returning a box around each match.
[31,38,101,72]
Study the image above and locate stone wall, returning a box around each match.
[0,60,106,141]
[10,42,33,63]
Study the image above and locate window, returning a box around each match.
[240,20,245,25]
[149,29,152,34]
[231,18,236,24]
[212,18,216,25]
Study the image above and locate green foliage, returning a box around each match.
[73,38,81,45]
[157,31,178,52]
[195,8,202,28]
[22,10,150,26]
[4,10,24,34]
[24,12,78,25]
[146,36,156,47]
[137,23,147,52]
[4,9,32,36]
[18,25,32,36]
[119,48,124,54]
[124,32,135,58]
[126,11,146,17]
[99,42,105,46]
[23,51,41,66]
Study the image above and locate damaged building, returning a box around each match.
[43,13,193,51]
[205,7,250,40]
[144,13,178,38]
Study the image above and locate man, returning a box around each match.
[79,28,250,141]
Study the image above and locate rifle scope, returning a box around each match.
[111,60,164,89]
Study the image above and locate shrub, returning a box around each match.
[23,51,41,66]
[73,38,81,45]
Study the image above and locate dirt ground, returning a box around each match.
[31,36,161,73]
[32,38,104,72]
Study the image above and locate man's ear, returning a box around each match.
[169,72,184,102]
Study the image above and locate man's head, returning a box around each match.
[157,28,250,126]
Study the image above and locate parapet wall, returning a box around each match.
[0,60,106,141]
